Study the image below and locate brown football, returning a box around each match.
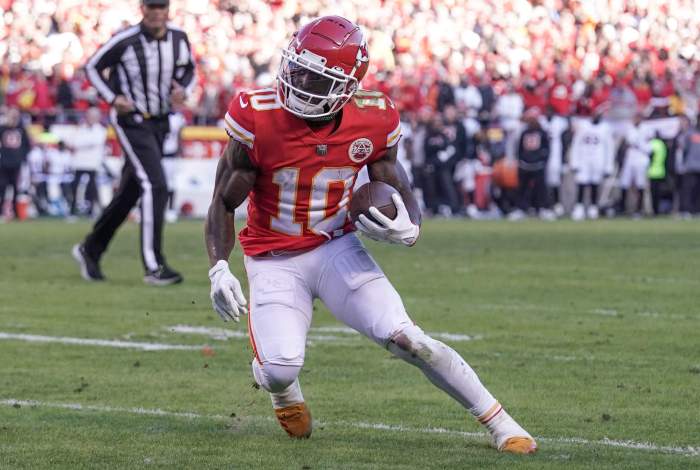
[350,181,399,224]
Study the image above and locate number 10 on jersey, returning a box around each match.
[271,167,356,237]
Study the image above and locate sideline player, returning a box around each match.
[569,112,615,220]
[204,16,536,454]
[618,115,651,216]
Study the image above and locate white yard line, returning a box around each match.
[0,329,617,363]
[590,309,619,317]
[168,324,482,343]
[166,325,352,343]
[166,325,249,340]
[0,398,697,457]
[0,332,202,351]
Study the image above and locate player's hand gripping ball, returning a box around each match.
[351,181,419,246]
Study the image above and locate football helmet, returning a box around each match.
[277,16,369,119]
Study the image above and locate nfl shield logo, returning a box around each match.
[316,144,328,156]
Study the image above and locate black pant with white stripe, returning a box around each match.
[84,112,169,273]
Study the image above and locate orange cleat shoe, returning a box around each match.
[500,436,538,454]
[274,402,312,439]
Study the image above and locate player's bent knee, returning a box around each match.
[252,360,301,394]
[388,324,448,368]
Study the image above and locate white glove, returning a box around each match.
[355,193,420,246]
[208,260,248,322]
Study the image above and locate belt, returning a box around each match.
[256,246,316,258]
[138,112,168,121]
[254,230,349,258]
[117,111,168,122]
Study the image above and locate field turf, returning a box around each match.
[0,219,698,469]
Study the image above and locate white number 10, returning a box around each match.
[271,167,356,236]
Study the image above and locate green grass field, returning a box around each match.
[0,219,698,469]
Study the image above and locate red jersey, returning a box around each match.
[224,88,401,256]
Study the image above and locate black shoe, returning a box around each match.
[72,244,105,281]
[143,265,183,286]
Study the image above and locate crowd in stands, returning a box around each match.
[4,0,700,123]
[2,0,700,219]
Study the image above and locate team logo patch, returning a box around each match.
[348,138,373,163]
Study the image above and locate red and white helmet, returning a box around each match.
[277,16,369,119]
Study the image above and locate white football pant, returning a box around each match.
[245,233,497,417]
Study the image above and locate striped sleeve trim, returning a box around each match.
[386,122,402,148]
[224,113,254,149]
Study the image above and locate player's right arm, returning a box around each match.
[85,29,134,112]
[204,139,257,322]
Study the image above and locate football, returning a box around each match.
[350,181,399,224]
[492,158,519,189]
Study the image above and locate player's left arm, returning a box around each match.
[368,145,421,225]
[359,145,422,246]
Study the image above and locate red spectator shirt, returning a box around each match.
[224,88,401,256]
[633,83,652,107]
[549,82,572,115]
[521,86,547,110]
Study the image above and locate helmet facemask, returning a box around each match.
[277,47,359,120]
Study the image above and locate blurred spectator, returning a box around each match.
[455,77,482,118]
[679,118,700,216]
[423,113,456,215]
[511,109,551,220]
[539,107,571,217]
[47,140,73,215]
[476,112,515,215]
[409,107,431,212]
[439,105,467,215]
[648,133,669,214]
[0,108,31,219]
[67,107,106,217]
[494,83,524,159]
[27,135,50,215]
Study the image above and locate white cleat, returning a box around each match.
[571,203,585,221]
[165,210,178,223]
[479,405,538,454]
[539,209,556,221]
[553,203,565,218]
[507,209,526,221]
[587,205,599,220]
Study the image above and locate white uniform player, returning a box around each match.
[569,117,615,219]
[205,16,537,454]
[618,120,652,215]
[539,114,569,216]
[619,122,652,190]
[162,112,186,221]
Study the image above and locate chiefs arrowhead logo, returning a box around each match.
[356,39,369,65]
[348,138,373,163]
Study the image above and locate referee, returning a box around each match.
[72,0,195,285]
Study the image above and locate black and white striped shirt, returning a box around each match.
[86,23,196,118]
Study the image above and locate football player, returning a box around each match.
[618,115,652,216]
[204,16,536,454]
[569,111,615,220]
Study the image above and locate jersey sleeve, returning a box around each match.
[224,92,256,156]
[384,102,402,150]
[360,93,402,166]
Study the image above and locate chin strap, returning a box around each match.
[304,112,337,123]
